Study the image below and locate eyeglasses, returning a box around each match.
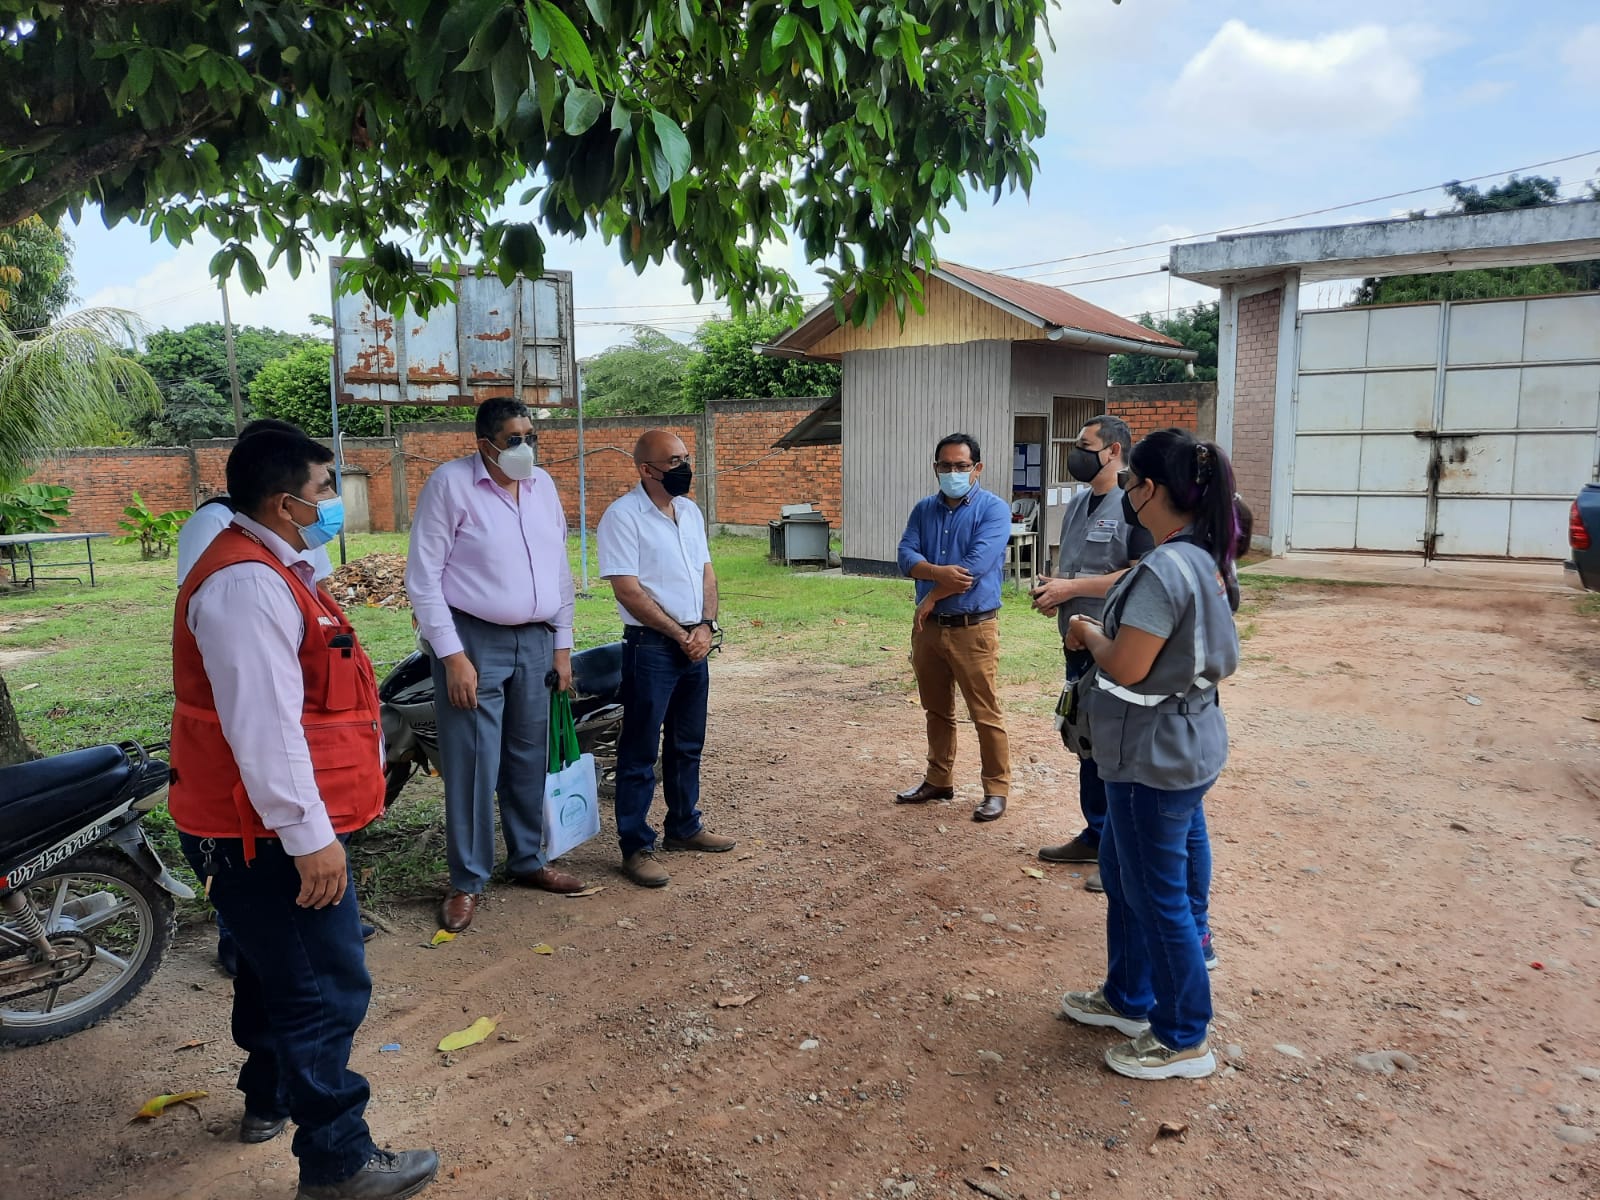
[933,462,975,474]
[646,455,690,469]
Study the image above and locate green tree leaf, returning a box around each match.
[563,87,604,134]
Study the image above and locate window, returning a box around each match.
[1050,396,1102,486]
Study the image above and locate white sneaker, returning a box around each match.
[1058,986,1150,1038]
[1104,1029,1216,1080]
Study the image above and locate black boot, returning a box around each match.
[296,1149,440,1200]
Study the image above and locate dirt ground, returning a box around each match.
[10,583,1600,1200]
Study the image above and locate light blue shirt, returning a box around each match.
[896,486,1012,614]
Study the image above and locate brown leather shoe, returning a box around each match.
[439,890,478,932]
[513,866,586,894]
[663,829,736,852]
[623,850,670,888]
[895,781,954,804]
[973,795,1007,822]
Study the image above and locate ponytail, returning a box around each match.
[1127,427,1241,577]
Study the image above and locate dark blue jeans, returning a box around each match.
[1099,779,1215,1050]
[1078,755,1107,845]
[615,628,708,858]
[180,833,377,1187]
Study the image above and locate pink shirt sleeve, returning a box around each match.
[405,469,465,660]
[552,488,576,651]
[187,562,336,856]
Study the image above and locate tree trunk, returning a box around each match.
[0,671,40,766]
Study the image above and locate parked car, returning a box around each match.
[1567,483,1600,592]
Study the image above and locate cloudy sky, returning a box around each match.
[67,0,1600,358]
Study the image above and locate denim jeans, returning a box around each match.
[614,628,708,858]
[1099,778,1216,1050]
[180,833,377,1187]
[1077,755,1106,846]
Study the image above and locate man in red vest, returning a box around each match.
[170,430,437,1200]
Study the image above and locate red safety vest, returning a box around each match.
[169,526,384,860]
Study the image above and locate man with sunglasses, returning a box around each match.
[895,433,1014,823]
[406,398,585,933]
[597,429,734,888]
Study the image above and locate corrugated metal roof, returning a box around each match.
[935,262,1184,348]
[769,260,1185,355]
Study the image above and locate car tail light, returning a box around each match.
[1573,502,1592,551]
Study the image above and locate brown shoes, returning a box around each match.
[439,890,478,932]
[513,866,587,894]
[973,795,1007,822]
[663,829,736,852]
[895,781,954,804]
[623,850,670,888]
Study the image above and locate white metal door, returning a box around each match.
[1290,294,1600,559]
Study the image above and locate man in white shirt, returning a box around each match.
[597,430,735,888]
[176,419,333,587]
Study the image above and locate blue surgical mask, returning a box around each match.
[286,493,345,549]
[937,471,973,499]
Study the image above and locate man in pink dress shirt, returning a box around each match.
[405,399,585,933]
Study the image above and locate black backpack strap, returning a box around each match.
[197,494,237,512]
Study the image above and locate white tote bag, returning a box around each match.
[543,690,601,861]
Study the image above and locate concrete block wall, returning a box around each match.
[22,448,193,533]
[1232,290,1282,528]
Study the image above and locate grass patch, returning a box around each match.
[1578,592,1600,617]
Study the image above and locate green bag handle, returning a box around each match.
[546,689,582,772]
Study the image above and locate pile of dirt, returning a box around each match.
[327,553,409,608]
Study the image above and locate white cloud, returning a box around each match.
[1453,79,1514,107]
[1164,21,1425,149]
[1562,24,1600,89]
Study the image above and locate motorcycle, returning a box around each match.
[0,740,191,1046]
[379,641,627,808]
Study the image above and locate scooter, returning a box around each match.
[0,740,191,1046]
[379,642,627,808]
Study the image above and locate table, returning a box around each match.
[1005,524,1040,593]
[0,532,111,590]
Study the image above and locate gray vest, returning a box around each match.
[1087,538,1241,791]
[1055,485,1134,632]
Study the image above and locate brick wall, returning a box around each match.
[1233,290,1282,529]
[195,438,405,532]
[710,398,841,528]
[1106,382,1217,442]
[23,448,192,533]
[535,418,701,528]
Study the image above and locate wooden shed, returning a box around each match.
[767,262,1194,573]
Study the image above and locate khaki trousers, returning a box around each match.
[911,618,1011,796]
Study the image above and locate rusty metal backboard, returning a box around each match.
[331,260,575,409]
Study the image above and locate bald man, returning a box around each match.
[597,430,735,888]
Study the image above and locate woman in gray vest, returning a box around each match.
[1056,428,1242,1081]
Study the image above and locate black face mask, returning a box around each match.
[657,462,693,497]
[1067,446,1106,484]
[1122,483,1147,529]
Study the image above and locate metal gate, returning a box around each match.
[1290,294,1600,559]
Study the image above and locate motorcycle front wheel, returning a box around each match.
[0,848,174,1047]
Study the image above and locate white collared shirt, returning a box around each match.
[596,485,711,626]
[177,498,332,585]
[184,514,334,855]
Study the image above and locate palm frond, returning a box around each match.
[0,308,158,489]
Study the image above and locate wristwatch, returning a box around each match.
[701,619,721,634]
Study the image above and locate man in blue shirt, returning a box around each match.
[895,433,1014,822]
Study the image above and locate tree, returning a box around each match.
[1107,303,1217,386]
[1351,175,1599,305]
[581,327,701,415]
[131,322,324,443]
[0,217,75,335]
[0,0,1051,319]
[248,342,460,434]
[680,310,842,408]
[0,309,157,764]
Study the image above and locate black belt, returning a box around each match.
[624,625,689,643]
[932,608,998,628]
[450,607,554,634]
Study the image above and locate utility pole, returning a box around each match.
[219,279,244,434]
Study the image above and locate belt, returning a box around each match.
[932,608,998,628]
[449,607,554,634]
[624,625,690,642]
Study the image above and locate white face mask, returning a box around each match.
[492,441,536,481]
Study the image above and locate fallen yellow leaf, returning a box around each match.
[564,886,605,898]
[429,930,456,946]
[132,1090,208,1121]
[1021,867,1045,879]
[715,993,757,1009]
[437,1016,498,1053]
[531,943,555,955]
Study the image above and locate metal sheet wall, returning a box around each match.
[841,341,1014,566]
